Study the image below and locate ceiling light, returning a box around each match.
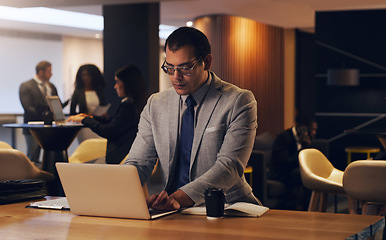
[186,21,193,27]
[0,6,177,39]
[0,6,103,30]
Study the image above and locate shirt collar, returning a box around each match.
[292,126,299,141]
[292,126,303,150]
[181,71,211,105]
[33,75,44,85]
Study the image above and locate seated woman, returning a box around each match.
[68,64,147,164]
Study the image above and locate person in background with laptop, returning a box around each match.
[124,27,260,210]
[68,64,147,164]
[19,60,68,164]
[269,117,317,210]
[69,64,107,144]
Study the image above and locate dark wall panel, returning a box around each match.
[295,30,316,121]
[315,10,386,170]
[103,3,159,115]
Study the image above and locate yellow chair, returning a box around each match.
[0,141,13,149]
[345,147,380,165]
[69,138,107,163]
[0,149,54,182]
[343,160,386,215]
[244,166,253,187]
[298,148,354,213]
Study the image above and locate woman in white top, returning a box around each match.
[70,64,106,143]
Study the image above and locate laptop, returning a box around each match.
[55,163,177,220]
[46,96,82,126]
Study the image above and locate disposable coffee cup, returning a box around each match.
[205,188,225,219]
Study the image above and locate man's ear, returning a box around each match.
[203,54,213,70]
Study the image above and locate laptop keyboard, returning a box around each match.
[149,208,169,215]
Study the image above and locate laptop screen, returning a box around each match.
[47,96,65,122]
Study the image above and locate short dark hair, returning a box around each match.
[115,64,147,112]
[164,27,211,60]
[36,61,51,74]
[296,116,317,128]
[74,64,106,91]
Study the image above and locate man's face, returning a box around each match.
[39,66,52,82]
[308,122,318,139]
[165,45,208,95]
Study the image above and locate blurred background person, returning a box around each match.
[19,60,68,164]
[70,64,106,143]
[269,117,317,210]
[68,64,147,164]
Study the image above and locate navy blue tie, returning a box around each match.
[176,95,196,189]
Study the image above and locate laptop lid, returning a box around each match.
[46,96,66,124]
[55,163,175,220]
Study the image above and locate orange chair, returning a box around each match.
[0,141,13,149]
[0,149,54,182]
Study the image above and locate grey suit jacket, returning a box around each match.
[19,79,58,124]
[125,72,258,205]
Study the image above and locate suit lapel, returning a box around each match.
[167,91,180,173]
[31,80,47,105]
[190,76,222,168]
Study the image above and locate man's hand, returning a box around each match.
[146,190,194,210]
[147,191,180,210]
[297,126,311,146]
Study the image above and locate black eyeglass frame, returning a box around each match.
[161,57,202,76]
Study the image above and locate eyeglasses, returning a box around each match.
[161,57,202,76]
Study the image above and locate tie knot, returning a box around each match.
[186,95,196,108]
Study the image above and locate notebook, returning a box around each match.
[54,163,177,220]
[46,96,82,126]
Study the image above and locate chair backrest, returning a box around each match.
[0,149,54,181]
[343,160,386,203]
[299,148,335,178]
[69,138,107,163]
[0,141,13,149]
[298,148,344,193]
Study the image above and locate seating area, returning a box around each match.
[298,148,353,213]
[0,141,54,182]
[1,128,385,217]
[248,133,386,216]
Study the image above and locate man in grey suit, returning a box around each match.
[19,61,58,163]
[124,27,260,210]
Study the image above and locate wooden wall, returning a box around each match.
[194,15,285,136]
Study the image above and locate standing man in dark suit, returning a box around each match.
[19,61,58,164]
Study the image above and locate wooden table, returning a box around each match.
[0,198,384,240]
